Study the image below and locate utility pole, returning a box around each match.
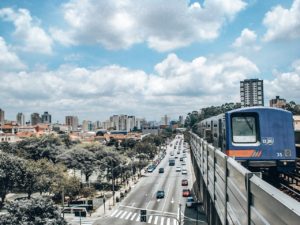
[179,203,182,225]
[111,161,115,206]
[62,186,64,218]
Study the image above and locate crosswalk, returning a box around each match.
[110,209,179,225]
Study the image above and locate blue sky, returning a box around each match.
[0,0,299,123]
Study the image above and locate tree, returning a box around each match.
[0,197,66,225]
[0,152,25,208]
[57,146,96,183]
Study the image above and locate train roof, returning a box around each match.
[226,106,292,115]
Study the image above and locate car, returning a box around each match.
[176,166,181,172]
[183,149,186,153]
[182,189,191,197]
[180,157,183,161]
[181,179,188,186]
[182,169,187,175]
[159,168,164,173]
[186,196,194,207]
[156,190,165,199]
[147,165,155,173]
[181,161,186,166]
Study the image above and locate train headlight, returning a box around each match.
[284,149,291,157]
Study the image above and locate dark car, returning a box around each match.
[156,190,165,199]
[182,189,191,197]
[181,179,188,186]
[159,168,164,173]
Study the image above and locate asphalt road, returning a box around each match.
[93,135,206,225]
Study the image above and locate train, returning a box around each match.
[194,107,296,173]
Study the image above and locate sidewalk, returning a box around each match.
[91,172,144,218]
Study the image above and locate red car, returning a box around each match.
[182,189,191,197]
[181,179,188,186]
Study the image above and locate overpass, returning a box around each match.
[189,131,300,225]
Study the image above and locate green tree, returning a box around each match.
[0,197,66,225]
[0,152,25,208]
[57,146,96,183]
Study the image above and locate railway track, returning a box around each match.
[277,158,300,201]
[279,183,300,202]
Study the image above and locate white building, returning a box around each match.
[16,112,25,126]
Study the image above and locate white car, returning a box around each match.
[176,166,181,172]
[182,169,187,175]
[186,196,194,207]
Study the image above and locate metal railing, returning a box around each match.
[189,132,300,225]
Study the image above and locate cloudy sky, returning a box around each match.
[0,0,299,123]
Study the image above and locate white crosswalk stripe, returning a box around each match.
[167,218,170,225]
[148,215,153,223]
[136,213,140,222]
[154,216,159,224]
[115,210,123,218]
[109,208,181,225]
[120,211,127,219]
[131,212,137,220]
[110,210,118,217]
[125,211,132,220]
[173,218,178,225]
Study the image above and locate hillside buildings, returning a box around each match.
[240,79,264,107]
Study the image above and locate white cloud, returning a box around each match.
[0,36,26,70]
[263,0,300,41]
[265,60,300,101]
[52,0,246,51]
[0,8,53,54]
[0,52,261,121]
[232,28,260,51]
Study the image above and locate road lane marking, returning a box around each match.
[115,210,123,218]
[167,218,170,225]
[154,216,158,224]
[131,212,137,220]
[160,217,164,225]
[125,212,132,220]
[120,211,127,219]
[148,215,153,223]
[162,183,172,211]
[110,210,118,217]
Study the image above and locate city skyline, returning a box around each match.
[0,0,300,122]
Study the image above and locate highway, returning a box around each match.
[93,135,205,225]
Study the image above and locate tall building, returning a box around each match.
[161,115,170,126]
[240,79,264,107]
[179,115,184,125]
[41,111,52,124]
[31,113,41,125]
[126,116,136,132]
[269,96,286,108]
[65,116,79,131]
[16,112,25,126]
[0,108,4,125]
[82,120,93,132]
[119,114,128,130]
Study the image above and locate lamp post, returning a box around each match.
[99,160,123,206]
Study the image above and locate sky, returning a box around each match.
[0,0,299,123]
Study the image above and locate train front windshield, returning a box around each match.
[232,115,257,143]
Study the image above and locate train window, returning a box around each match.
[231,116,257,143]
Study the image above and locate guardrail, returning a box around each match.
[189,132,300,225]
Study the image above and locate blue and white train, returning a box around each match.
[195,107,296,173]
